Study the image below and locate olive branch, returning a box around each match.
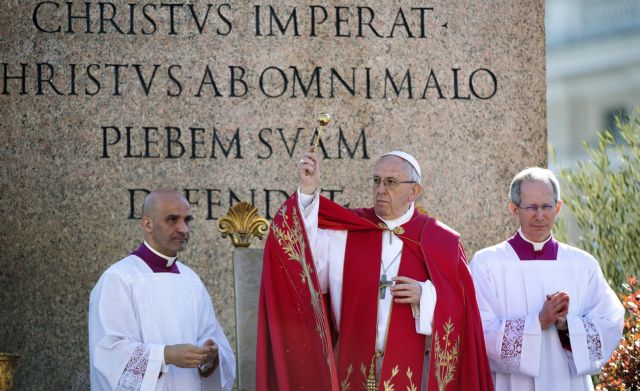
[433,318,460,391]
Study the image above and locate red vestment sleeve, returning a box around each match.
[256,194,339,391]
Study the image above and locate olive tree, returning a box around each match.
[555,108,640,289]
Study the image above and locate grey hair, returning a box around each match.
[402,159,421,183]
[509,167,561,205]
[375,155,421,184]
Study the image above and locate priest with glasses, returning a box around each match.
[470,167,624,391]
[257,147,493,391]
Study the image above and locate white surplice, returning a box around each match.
[89,253,235,391]
[298,191,437,351]
[470,239,624,391]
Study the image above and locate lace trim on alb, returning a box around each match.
[116,344,149,391]
[583,318,603,367]
[501,317,525,370]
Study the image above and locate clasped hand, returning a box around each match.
[539,291,570,330]
[164,339,219,370]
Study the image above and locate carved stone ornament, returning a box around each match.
[218,202,269,248]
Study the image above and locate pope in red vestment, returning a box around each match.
[256,149,493,391]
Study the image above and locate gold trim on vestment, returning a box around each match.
[350,306,462,391]
[351,360,419,391]
[377,222,406,236]
[341,216,422,390]
[433,318,460,391]
[340,364,353,391]
[271,204,333,374]
[415,217,463,391]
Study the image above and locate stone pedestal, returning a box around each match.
[233,248,264,391]
[0,1,546,388]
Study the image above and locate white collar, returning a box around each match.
[517,228,552,251]
[144,241,178,267]
[378,203,415,229]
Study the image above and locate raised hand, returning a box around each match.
[299,145,320,195]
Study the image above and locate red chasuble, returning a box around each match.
[256,193,339,391]
[256,194,493,391]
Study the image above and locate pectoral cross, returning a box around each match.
[379,273,394,299]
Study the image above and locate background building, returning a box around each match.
[546,0,640,168]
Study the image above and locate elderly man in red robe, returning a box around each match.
[257,147,493,391]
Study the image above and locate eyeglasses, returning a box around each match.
[516,203,557,213]
[369,177,417,189]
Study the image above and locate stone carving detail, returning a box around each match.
[218,202,269,248]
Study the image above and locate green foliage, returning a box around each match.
[551,213,570,244]
[557,108,640,289]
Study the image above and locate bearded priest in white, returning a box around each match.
[470,167,624,391]
[89,189,235,391]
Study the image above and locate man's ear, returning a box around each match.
[508,202,519,216]
[409,183,422,201]
[141,216,153,234]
